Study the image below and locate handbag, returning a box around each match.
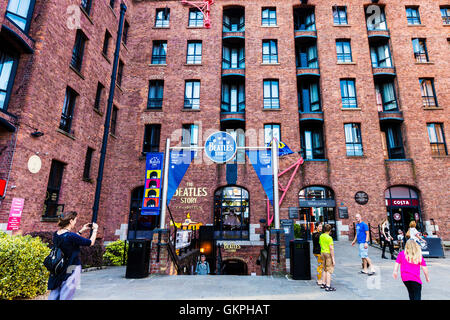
[43,232,67,275]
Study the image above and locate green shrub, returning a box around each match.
[0,232,51,300]
[103,240,127,266]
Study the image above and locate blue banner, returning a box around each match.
[267,140,294,157]
[142,153,164,215]
[167,150,196,205]
[246,149,274,206]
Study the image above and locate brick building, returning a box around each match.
[0,0,448,275]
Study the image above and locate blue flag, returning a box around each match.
[246,149,274,206]
[267,141,294,157]
[166,150,195,205]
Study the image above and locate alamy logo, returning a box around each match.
[366,5,383,30]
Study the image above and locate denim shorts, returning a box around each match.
[358,243,369,259]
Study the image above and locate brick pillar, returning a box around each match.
[149,229,177,275]
[269,229,287,276]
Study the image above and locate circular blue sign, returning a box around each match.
[204,132,237,163]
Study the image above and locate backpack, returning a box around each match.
[43,232,67,275]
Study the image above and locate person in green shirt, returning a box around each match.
[319,224,336,292]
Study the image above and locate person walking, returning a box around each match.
[393,239,430,300]
[351,213,375,276]
[195,254,210,275]
[380,217,395,260]
[47,211,98,300]
[312,222,324,286]
[319,224,336,292]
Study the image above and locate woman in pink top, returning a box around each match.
[392,239,430,300]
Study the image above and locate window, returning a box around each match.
[420,79,437,107]
[184,80,200,109]
[182,124,199,148]
[0,50,17,111]
[427,123,447,156]
[186,41,202,64]
[370,42,392,67]
[102,30,112,56]
[221,80,245,113]
[143,124,161,153]
[83,147,94,180]
[406,7,421,25]
[262,40,278,64]
[222,122,245,163]
[81,0,92,15]
[344,123,363,156]
[340,79,357,109]
[151,41,167,64]
[264,124,281,145]
[296,41,318,68]
[375,81,398,111]
[155,8,170,27]
[214,186,250,240]
[336,40,352,63]
[148,80,164,109]
[263,80,280,109]
[294,7,316,31]
[298,80,321,112]
[71,30,87,72]
[60,87,78,133]
[94,82,104,111]
[262,7,277,26]
[412,38,429,63]
[6,0,36,33]
[223,8,245,32]
[441,6,450,25]
[381,124,405,159]
[43,160,65,218]
[333,6,348,25]
[189,8,204,27]
[122,20,129,45]
[223,44,245,69]
[366,5,387,30]
[117,60,124,87]
[110,106,118,135]
[300,124,325,160]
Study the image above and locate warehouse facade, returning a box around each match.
[0,0,449,275]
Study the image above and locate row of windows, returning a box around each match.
[142,123,448,159]
[149,5,450,30]
[144,77,439,112]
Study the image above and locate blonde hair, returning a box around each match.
[404,239,422,264]
[409,221,416,228]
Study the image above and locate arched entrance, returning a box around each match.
[221,258,248,275]
[298,186,337,240]
[385,186,423,236]
[127,186,159,239]
[214,186,250,240]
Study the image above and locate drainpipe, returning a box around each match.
[91,3,127,228]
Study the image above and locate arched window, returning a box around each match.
[214,186,249,240]
[385,186,422,235]
[299,186,334,200]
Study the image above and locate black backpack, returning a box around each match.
[43,232,67,275]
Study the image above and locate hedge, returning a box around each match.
[0,232,51,300]
[103,240,127,266]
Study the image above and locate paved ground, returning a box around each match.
[73,241,448,300]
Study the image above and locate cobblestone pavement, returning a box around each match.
[73,241,448,300]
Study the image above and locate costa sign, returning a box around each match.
[387,199,419,207]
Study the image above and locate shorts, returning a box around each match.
[321,252,334,274]
[358,243,369,259]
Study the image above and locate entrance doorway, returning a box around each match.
[385,186,423,237]
[221,259,248,275]
[298,186,337,240]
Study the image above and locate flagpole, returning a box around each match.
[160,138,171,229]
[272,138,280,229]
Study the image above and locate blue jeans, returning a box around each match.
[48,266,81,300]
